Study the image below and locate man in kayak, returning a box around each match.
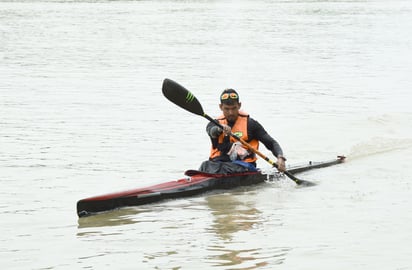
[200,88,286,174]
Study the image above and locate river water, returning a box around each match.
[1,0,412,269]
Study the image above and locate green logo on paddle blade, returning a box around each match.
[186,92,195,103]
[233,131,243,137]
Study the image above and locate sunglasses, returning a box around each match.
[220,93,238,100]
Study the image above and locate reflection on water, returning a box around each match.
[209,247,269,268]
[77,207,146,231]
[206,192,262,241]
[205,191,290,268]
[208,246,291,269]
[76,197,205,231]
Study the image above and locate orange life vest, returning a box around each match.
[209,111,258,163]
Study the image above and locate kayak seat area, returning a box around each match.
[197,160,257,174]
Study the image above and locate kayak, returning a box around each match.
[77,156,345,217]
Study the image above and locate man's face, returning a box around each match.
[219,102,241,123]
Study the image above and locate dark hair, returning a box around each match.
[220,88,240,105]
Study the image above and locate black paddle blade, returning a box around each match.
[296,179,317,187]
[284,171,316,187]
[162,78,204,116]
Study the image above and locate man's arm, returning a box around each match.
[248,118,284,157]
[248,118,286,171]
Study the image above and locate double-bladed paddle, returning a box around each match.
[162,78,316,187]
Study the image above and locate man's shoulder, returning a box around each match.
[247,116,258,124]
[247,117,262,130]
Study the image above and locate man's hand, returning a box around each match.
[276,156,286,172]
[209,126,223,138]
[221,124,232,136]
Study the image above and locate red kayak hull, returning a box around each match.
[77,156,345,217]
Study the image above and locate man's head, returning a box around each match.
[219,88,241,123]
[220,88,239,105]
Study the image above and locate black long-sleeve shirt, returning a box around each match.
[206,117,284,162]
